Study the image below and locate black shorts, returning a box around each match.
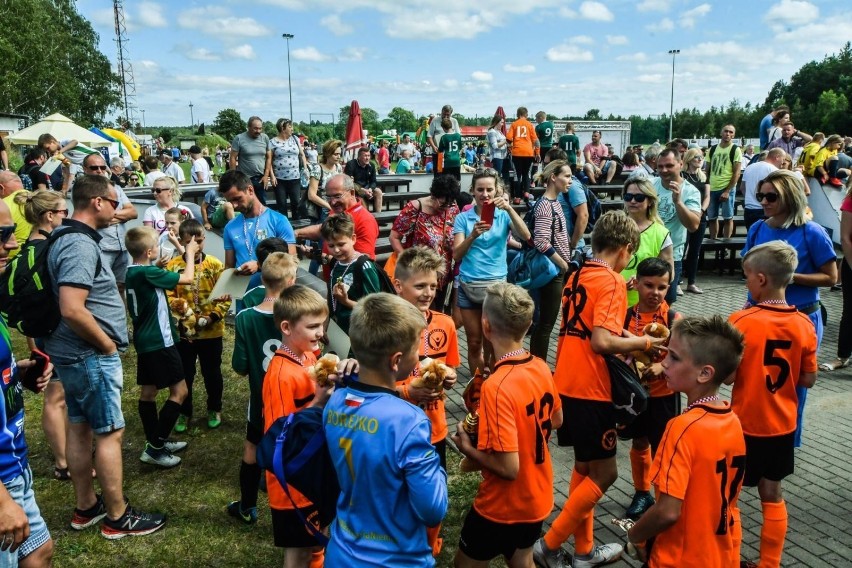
[458,507,542,562]
[743,433,795,487]
[271,506,323,548]
[556,396,618,462]
[617,394,679,452]
[136,346,184,389]
[246,421,263,446]
[434,438,447,471]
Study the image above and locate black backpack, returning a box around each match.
[0,228,100,337]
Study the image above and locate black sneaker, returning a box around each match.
[71,494,107,530]
[625,491,655,520]
[101,505,166,539]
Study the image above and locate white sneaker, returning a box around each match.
[533,538,570,568]
[163,439,187,453]
[140,445,181,468]
[572,543,623,567]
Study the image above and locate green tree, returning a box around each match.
[386,107,418,133]
[262,121,277,138]
[213,109,246,141]
[0,0,121,124]
[159,128,175,144]
[338,105,380,136]
[584,109,602,120]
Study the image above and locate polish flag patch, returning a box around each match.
[344,393,365,408]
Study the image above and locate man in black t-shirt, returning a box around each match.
[18,148,51,190]
[343,147,383,211]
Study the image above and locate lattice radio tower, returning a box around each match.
[113,0,138,127]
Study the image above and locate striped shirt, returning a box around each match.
[532,197,571,262]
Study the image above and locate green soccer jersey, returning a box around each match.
[558,134,581,164]
[232,306,281,429]
[125,264,181,354]
[536,121,555,149]
[329,255,382,335]
[438,132,463,168]
[242,285,266,309]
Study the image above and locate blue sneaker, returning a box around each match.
[227,501,257,525]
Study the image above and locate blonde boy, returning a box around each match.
[125,226,198,467]
[263,285,330,567]
[227,252,298,524]
[324,294,448,566]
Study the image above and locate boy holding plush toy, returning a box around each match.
[621,257,679,522]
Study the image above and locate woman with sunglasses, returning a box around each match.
[389,175,461,310]
[620,177,674,307]
[453,168,530,374]
[266,118,308,221]
[742,169,836,447]
[681,147,710,294]
[13,189,71,480]
[143,176,194,234]
[306,140,343,223]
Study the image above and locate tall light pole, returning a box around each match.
[282,33,294,121]
[189,101,194,127]
[140,109,146,134]
[668,49,680,142]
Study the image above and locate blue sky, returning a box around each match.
[79,0,852,130]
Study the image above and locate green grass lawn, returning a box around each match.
[14,330,488,567]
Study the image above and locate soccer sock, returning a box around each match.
[567,469,594,556]
[759,500,788,568]
[543,476,603,552]
[138,400,159,447]
[309,549,324,568]
[156,400,183,446]
[630,447,652,492]
[239,461,261,510]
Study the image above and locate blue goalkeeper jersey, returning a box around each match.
[324,381,447,567]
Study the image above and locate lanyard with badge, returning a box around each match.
[242,208,268,260]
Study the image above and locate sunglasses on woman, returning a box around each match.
[755,192,779,203]
[152,187,169,194]
[623,193,648,203]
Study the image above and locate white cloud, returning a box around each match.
[773,22,852,52]
[617,53,648,62]
[558,7,577,18]
[386,13,489,39]
[178,7,271,37]
[471,71,493,82]
[646,17,675,32]
[186,48,221,61]
[637,74,664,83]
[291,46,331,62]
[607,35,629,45]
[338,47,366,62]
[571,35,594,45]
[504,63,536,73]
[138,60,159,70]
[546,43,594,62]
[765,0,819,25]
[680,4,711,29]
[229,44,256,60]
[579,1,614,22]
[320,14,354,36]
[638,0,670,12]
[443,79,459,89]
[136,2,167,27]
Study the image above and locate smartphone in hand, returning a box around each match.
[21,349,50,392]
[480,201,495,225]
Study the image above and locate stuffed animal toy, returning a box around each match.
[631,322,670,375]
[169,297,197,337]
[410,357,449,395]
[309,354,340,387]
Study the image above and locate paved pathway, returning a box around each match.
[444,273,852,567]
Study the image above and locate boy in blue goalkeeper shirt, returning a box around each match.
[323,293,448,567]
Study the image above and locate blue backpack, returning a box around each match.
[256,406,340,545]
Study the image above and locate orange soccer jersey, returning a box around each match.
[398,310,460,443]
[262,349,318,510]
[729,305,817,437]
[472,353,562,524]
[624,303,676,398]
[555,262,628,402]
[506,118,538,158]
[650,402,746,568]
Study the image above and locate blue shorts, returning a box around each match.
[707,189,735,220]
[55,352,125,434]
[0,467,50,566]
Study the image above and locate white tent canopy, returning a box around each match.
[8,113,112,147]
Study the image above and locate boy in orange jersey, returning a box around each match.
[535,211,667,568]
[621,258,680,521]
[626,315,747,568]
[506,106,539,203]
[729,241,817,568]
[454,282,562,568]
[393,246,459,556]
[262,284,332,568]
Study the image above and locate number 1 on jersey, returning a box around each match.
[715,455,746,535]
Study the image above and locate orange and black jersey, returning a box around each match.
[624,303,677,397]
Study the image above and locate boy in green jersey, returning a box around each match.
[437,118,463,180]
[125,227,198,468]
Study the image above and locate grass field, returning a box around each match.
[13,329,491,567]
